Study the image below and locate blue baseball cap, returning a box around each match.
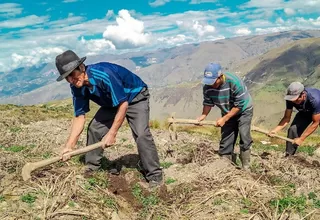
[202,63,222,85]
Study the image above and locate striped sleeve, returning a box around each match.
[230,78,248,110]
[203,86,214,107]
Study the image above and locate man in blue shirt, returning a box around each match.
[269,82,320,156]
[55,50,163,188]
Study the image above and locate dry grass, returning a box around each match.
[1,105,320,220]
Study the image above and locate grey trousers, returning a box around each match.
[219,108,253,155]
[286,111,312,155]
[85,88,162,181]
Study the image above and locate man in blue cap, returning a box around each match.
[197,62,254,170]
[269,81,320,157]
[55,50,163,188]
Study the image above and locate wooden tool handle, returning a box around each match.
[167,118,217,126]
[35,141,104,168]
[22,141,105,181]
[251,126,294,143]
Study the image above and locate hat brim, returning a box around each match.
[56,57,86,82]
[284,94,299,101]
[202,77,218,85]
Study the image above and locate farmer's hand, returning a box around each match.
[268,130,277,137]
[196,115,206,122]
[216,117,226,127]
[293,137,303,146]
[102,131,116,148]
[61,146,74,161]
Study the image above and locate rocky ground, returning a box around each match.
[0,106,320,220]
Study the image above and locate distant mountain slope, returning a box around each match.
[1,30,320,106]
[148,37,320,128]
[14,35,320,128]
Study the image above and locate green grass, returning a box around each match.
[160,161,174,169]
[84,173,109,190]
[132,183,159,217]
[68,201,76,207]
[0,145,25,152]
[165,177,176,185]
[21,193,37,204]
[297,145,317,156]
[212,198,224,206]
[0,195,5,202]
[9,127,22,133]
[270,195,307,213]
[102,197,117,210]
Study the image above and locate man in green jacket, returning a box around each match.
[197,62,254,170]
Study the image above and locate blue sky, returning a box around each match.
[0,0,319,72]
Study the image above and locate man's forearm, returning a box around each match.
[300,121,319,141]
[273,117,290,132]
[202,105,212,116]
[66,115,86,148]
[109,101,128,135]
[223,107,240,121]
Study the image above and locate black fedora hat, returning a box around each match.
[55,50,86,82]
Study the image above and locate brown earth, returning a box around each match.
[0,111,320,220]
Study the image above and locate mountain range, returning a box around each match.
[1,30,320,128]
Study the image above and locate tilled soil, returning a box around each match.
[0,117,320,219]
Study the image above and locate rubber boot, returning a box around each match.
[231,153,237,165]
[240,149,251,171]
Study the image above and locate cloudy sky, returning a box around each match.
[0,0,319,72]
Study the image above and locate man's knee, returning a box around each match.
[136,130,152,144]
[287,125,297,138]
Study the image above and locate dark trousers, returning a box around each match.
[286,111,312,155]
[219,108,253,155]
[85,88,162,181]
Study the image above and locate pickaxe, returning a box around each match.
[22,141,107,181]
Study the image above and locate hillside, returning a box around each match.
[1,30,320,106]
[2,37,319,129]
[0,104,320,220]
[148,37,320,128]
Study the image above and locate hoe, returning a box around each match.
[21,141,106,181]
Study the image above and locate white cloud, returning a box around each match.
[177,20,215,36]
[149,0,187,7]
[102,10,150,49]
[63,0,78,3]
[149,0,171,7]
[284,8,295,16]
[11,47,64,70]
[106,10,114,19]
[0,3,22,17]
[242,0,320,14]
[235,28,251,36]
[192,21,215,36]
[48,15,84,28]
[255,26,292,35]
[80,37,116,56]
[157,34,189,46]
[296,16,320,26]
[241,0,283,9]
[190,0,217,4]
[0,4,319,73]
[0,15,48,28]
[276,17,285,24]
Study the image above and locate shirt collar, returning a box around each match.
[80,67,96,95]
